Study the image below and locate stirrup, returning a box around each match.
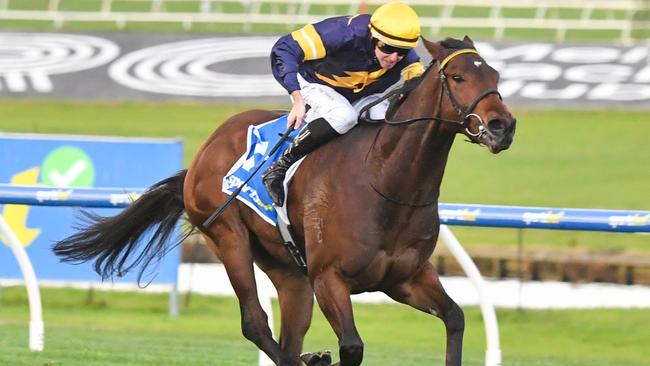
[263,118,339,206]
[262,165,287,206]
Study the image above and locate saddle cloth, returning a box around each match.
[222,115,305,226]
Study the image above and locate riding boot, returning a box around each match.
[262,117,340,206]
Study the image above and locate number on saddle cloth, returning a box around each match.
[221,114,302,226]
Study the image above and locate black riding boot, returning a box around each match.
[262,117,339,206]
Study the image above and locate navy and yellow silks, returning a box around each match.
[271,14,424,103]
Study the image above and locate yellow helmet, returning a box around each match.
[370,2,421,49]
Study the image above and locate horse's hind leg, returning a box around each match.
[312,270,363,366]
[203,224,290,365]
[387,262,464,366]
[264,267,314,364]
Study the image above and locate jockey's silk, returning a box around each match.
[271,14,424,103]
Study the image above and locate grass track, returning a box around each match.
[1,100,648,255]
[0,287,649,366]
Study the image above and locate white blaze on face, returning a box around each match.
[474,61,483,68]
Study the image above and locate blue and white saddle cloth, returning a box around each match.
[222,115,305,226]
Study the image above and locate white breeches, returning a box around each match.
[297,75,389,134]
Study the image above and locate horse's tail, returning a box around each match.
[52,170,189,282]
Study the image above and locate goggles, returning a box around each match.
[376,40,410,57]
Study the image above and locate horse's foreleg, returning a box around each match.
[203,227,287,365]
[266,268,314,364]
[313,270,363,366]
[387,262,464,366]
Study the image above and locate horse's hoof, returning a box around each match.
[300,350,332,366]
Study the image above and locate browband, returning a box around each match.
[439,49,479,71]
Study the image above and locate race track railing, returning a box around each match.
[439,203,650,233]
[0,216,43,351]
[2,184,649,366]
[0,0,648,42]
[0,185,142,353]
[3,185,648,232]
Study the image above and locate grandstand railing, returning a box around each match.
[0,0,649,42]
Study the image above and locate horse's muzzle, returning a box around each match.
[484,117,516,153]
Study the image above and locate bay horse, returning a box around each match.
[53,36,516,366]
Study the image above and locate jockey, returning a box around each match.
[263,1,425,206]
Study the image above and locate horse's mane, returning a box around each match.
[440,37,476,51]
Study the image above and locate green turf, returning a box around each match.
[1,100,648,255]
[0,100,249,169]
[0,287,648,366]
[442,108,650,255]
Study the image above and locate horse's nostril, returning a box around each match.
[488,119,506,134]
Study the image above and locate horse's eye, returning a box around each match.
[452,75,464,83]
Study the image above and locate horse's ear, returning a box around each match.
[421,36,443,60]
[463,35,475,48]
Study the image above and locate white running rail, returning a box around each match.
[0,215,44,352]
[0,0,648,42]
[439,225,501,366]
[254,264,276,366]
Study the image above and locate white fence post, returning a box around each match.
[254,264,276,366]
[0,215,44,352]
[0,0,646,43]
[439,225,501,366]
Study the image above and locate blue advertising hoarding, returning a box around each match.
[0,133,183,284]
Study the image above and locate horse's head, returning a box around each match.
[423,36,516,153]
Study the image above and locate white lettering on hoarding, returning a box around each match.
[564,65,633,84]
[0,33,119,93]
[552,47,621,64]
[520,83,589,100]
[501,63,562,81]
[588,84,650,101]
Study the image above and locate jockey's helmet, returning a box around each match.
[370,1,420,49]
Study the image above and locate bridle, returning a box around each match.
[360,48,502,143]
[437,49,501,141]
[363,48,503,207]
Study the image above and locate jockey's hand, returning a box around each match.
[288,90,306,129]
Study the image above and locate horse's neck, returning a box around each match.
[367,69,456,206]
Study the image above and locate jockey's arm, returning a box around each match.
[288,91,306,129]
[271,16,356,128]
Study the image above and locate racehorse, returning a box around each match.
[53,36,516,366]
